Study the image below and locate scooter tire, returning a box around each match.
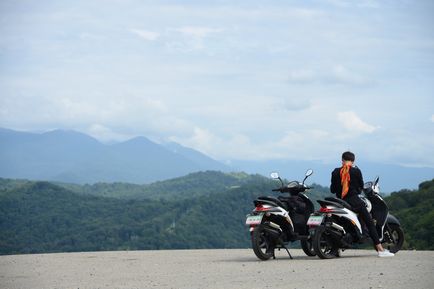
[384,223,404,253]
[251,224,274,261]
[313,226,339,259]
[301,238,316,256]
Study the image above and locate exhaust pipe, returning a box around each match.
[263,222,282,240]
[325,222,353,247]
[268,222,282,231]
[330,222,346,234]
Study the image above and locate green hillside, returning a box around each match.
[1,173,432,255]
[0,172,328,255]
[0,178,30,193]
[384,179,434,250]
[0,173,303,254]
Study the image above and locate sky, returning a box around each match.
[1,0,433,167]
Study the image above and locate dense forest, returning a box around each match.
[385,179,434,250]
[0,172,432,255]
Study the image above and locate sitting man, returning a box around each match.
[330,151,394,257]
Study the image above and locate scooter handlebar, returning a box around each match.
[272,184,311,193]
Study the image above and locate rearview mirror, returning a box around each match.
[270,172,280,179]
[364,181,373,189]
[302,169,313,185]
[374,176,379,186]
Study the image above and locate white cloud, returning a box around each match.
[431,115,434,122]
[86,124,132,143]
[164,26,224,52]
[186,127,217,153]
[171,128,268,160]
[330,65,371,86]
[171,125,336,161]
[337,111,378,134]
[325,0,380,8]
[287,65,372,86]
[174,26,224,38]
[130,29,160,41]
[288,69,316,83]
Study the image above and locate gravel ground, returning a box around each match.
[1,249,433,289]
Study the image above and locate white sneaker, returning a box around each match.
[378,249,395,257]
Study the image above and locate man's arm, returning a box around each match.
[330,169,340,195]
[354,167,364,194]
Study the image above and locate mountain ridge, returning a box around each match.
[0,128,229,184]
[1,127,433,191]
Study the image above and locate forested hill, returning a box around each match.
[385,179,434,250]
[0,173,432,255]
[0,172,327,255]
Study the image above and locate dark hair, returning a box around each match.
[342,151,355,162]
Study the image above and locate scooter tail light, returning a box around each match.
[319,207,334,213]
[255,204,270,212]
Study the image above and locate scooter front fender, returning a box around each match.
[387,214,401,226]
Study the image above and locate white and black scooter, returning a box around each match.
[308,176,404,259]
[246,169,316,260]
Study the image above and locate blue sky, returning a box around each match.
[1,0,433,167]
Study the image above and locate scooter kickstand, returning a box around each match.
[283,245,293,259]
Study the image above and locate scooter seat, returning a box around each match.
[325,197,353,211]
[255,196,288,210]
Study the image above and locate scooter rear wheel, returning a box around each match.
[251,224,274,261]
[313,226,340,259]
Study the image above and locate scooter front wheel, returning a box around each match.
[301,237,316,256]
[383,223,404,253]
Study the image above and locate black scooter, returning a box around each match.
[245,169,316,260]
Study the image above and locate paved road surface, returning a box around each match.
[1,249,433,289]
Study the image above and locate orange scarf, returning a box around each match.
[340,162,352,199]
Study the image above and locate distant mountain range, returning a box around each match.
[1,127,433,192]
[0,128,228,184]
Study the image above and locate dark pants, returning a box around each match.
[345,195,381,245]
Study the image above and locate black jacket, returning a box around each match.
[330,165,364,199]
